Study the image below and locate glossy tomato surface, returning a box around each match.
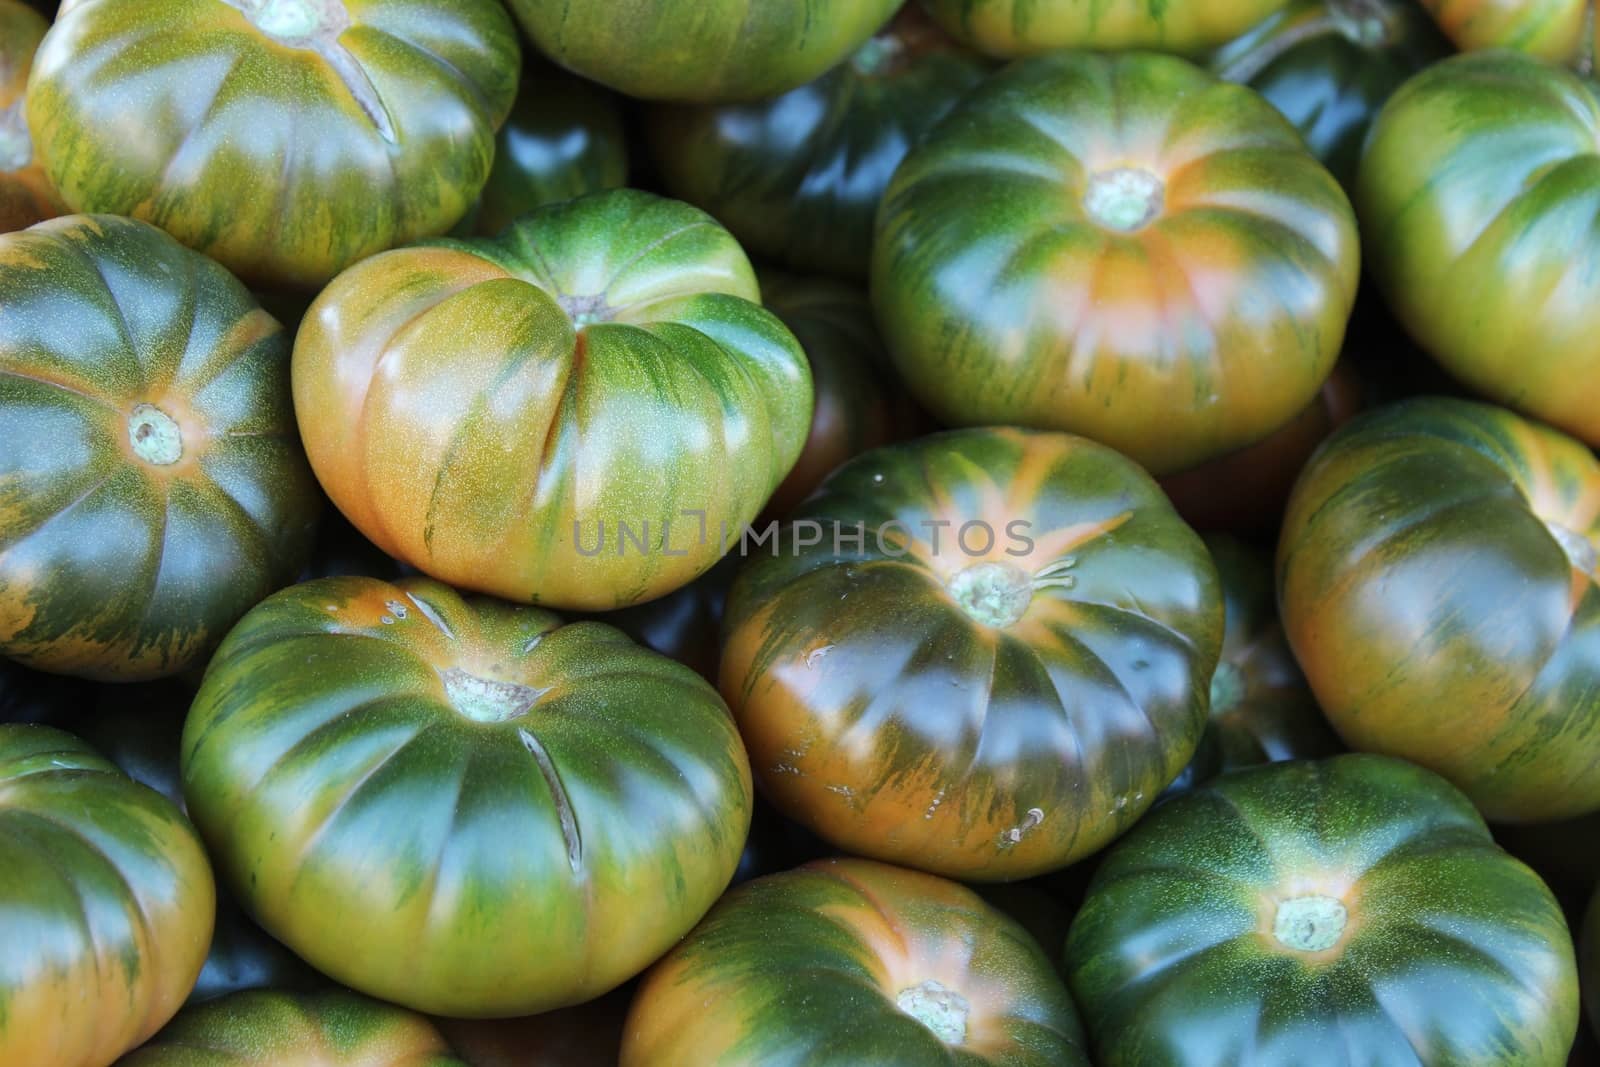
[1279,397,1600,822]
[28,0,520,288]
[721,428,1222,880]
[0,0,60,233]
[650,6,989,280]
[0,215,319,680]
[1358,51,1600,445]
[293,189,812,611]
[182,576,753,1017]
[1208,0,1448,186]
[0,724,215,1067]
[622,857,1089,1066]
[506,0,901,103]
[874,51,1360,476]
[919,0,1292,56]
[1419,0,1599,63]
[116,990,464,1066]
[1067,755,1579,1066]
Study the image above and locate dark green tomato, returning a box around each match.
[1208,0,1448,186]
[1066,755,1580,1067]
[0,216,320,681]
[115,989,465,1066]
[721,427,1223,880]
[0,657,95,724]
[0,724,215,1067]
[759,271,924,518]
[505,0,902,103]
[182,576,753,1017]
[650,6,988,280]
[1170,534,1339,793]
[622,857,1089,1066]
[28,0,521,289]
[463,62,629,239]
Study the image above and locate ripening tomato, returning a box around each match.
[1419,0,1599,64]
[919,0,1293,57]
[0,0,61,232]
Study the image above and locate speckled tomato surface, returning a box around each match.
[28,0,520,288]
[1067,755,1579,1067]
[116,990,464,1065]
[0,724,215,1067]
[1419,0,1599,64]
[1279,397,1600,822]
[874,50,1360,476]
[0,0,61,233]
[0,215,320,680]
[919,0,1292,57]
[622,857,1089,1066]
[182,576,753,1017]
[293,189,812,611]
[721,428,1222,880]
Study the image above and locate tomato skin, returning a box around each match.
[1358,50,1600,445]
[116,990,466,1066]
[650,7,988,281]
[1278,396,1600,822]
[0,0,62,234]
[505,0,902,103]
[292,189,812,611]
[873,50,1360,476]
[1419,0,1597,64]
[182,575,753,1018]
[27,0,520,288]
[919,0,1293,56]
[1066,755,1579,1067]
[1208,0,1448,187]
[721,427,1222,881]
[622,857,1089,1067]
[0,215,320,681]
[0,724,215,1067]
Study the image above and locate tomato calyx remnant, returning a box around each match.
[1084,168,1165,232]
[1272,894,1348,953]
[895,979,970,1045]
[948,562,1034,627]
[440,667,544,723]
[559,292,616,330]
[1209,660,1246,714]
[128,404,183,466]
[0,102,30,172]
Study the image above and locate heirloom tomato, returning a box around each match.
[1167,535,1338,794]
[27,0,520,288]
[0,725,214,1067]
[1067,755,1579,1066]
[874,51,1360,476]
[506,0,901,103]
[622,857,1089,1067]
[759,272,923,518]
[1279,397,1600,822]
[650,6,988,281]
[1358,51,1600,445]
[0,0,60,233]
[182,576,753,1017]
[1419,0,1598,63]
[116,990,463,1066]
[720,428,1223,881]
[293,189,812,611]
[0,216,319,681]
[919,0,1292,57]
[464,61,629,239]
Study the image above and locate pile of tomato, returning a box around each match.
[4,0,1600,1064]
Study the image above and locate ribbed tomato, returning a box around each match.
[117,990,465,1066]
[622,857,1089,1066]
[873,51,1360,476]
[721,428,1222,880]
[182,576,753,1017]
[1358,51,1600,445]
[1279,397,1600,822]
[919,0,1292,56]
[0,216,320,680]
[0,0,60,233]
[27,0,520,288]
[293,189,812,611]
[505,0,902,103]
[0,724,215,1067]
[650,6,988,281]
[1067,755,1579,1066]
[1419,0,1598,64]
